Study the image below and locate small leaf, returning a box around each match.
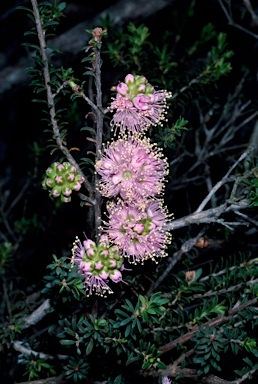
[59,339,75,345]
[86,338,94,355]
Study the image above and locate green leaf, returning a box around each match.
[59,339,75,345]
[86,338,94,355]
[58,2,67,12]
[120,317,133,327]
[113,375,123,384]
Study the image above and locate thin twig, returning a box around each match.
[218,0,258,39]
[147,228,207,296]
[5,179,31,217]
[243,0,258,26]
[195,146,255,213]
[3,281,13,319]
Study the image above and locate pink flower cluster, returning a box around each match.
[96,74,172,265]
[109,74,171,134]
[105,199,171,264]
[73,74,172,295]
[96,137,168,202]
[71,234,125,296]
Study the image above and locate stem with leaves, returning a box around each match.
[30,0,94,205]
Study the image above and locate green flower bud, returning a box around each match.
[42,162,84,202]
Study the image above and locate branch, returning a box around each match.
[142,365,232,384]
[16,377,63,384]
[243,0,258,26]
[20,299,51,330]
[159,297,258,354]
[12,340,69,361]
[217,0,258,39]
[91,29,104,240]
[30,0,94,204]
[164,201,250,232]
[195,146,255,213]
[147,228,207,296]
[234,366,258,384]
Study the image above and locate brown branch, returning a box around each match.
[16,375,63,384]
[159,297,258,354]
[143,365,232,384]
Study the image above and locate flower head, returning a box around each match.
[109,74,172,134]
[162,377,171,384]
[71,235,124,296]
[104,199,172,264]
[96,137,168,202]
[42,162,84,202]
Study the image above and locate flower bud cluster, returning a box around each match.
[109,74,172,134]
[42,162,84,203]
[71,235,124,296]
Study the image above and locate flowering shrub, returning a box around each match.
[1,1,258,383]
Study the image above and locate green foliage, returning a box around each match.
[0,319,21,348]
[18,1,66,37]
[153,117,188,148]
[105,23,150,72]
[188,22,217,55]
[18,353,56,381]
[0,242,14,273]
[131,340,166,370]
[193,326,226,375]
[247,167,258,206]
[58,314,109,355]
[42,255,85,302]
[104,19,233,95]
[113,292,169,339]
[63,357,89,382]
[189,297,227,325]
[235,358,258,381]
[203,32,233,81]
[14,214,43,235]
